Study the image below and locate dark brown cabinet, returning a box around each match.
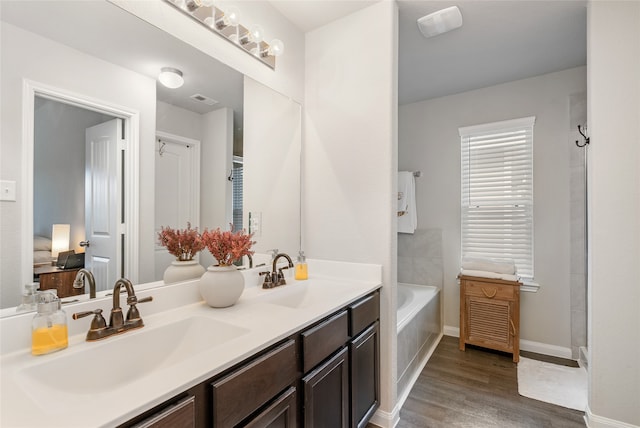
[350,322,379,428]
[303,347,349,427]
[300,291,380,428]
[119,289,380,428]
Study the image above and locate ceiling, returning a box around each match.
[1,0,587,113]
[268,0,587,104]
[0,0,244,116]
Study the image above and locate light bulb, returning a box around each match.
[158,67,184,89]
[269,39,284,57]
[249,25,264,43]
[226,6,241,27]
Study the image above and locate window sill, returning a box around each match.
[520,279,539,292]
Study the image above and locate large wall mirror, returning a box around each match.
[0,1,301,312]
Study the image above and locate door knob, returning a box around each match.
[79,240,91,247]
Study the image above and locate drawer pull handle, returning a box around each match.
[481,287,497,298]
[510,319,516,336]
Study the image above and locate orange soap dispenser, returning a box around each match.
[295,251,308,280]
[32,290,68,356]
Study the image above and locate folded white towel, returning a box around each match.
[461,256,516,275]
[398,171,417,234]
[460,269,520,282]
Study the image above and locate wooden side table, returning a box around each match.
[459,275,521,362]
[34,266,83,298]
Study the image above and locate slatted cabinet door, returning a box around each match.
[459,275,520,362]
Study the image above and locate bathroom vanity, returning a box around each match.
[121,290,379,428]
[0,260,381,428]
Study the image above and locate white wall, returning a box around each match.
[304,2,398,424]
[587,1,640,426]
[199,108,234,268]
[244,77,301,258]
[0,23,157,307]
[111,0,305,103]
[156,100,203,141]
[399,67,587,352]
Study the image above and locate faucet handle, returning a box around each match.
[260,271,274,289]
[126,296,153,323]
[72,309,108,341]
[276,267,289,286]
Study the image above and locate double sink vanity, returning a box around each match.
[0,259,382,427]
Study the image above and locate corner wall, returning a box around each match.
[303,2,398,424]
[587,2,640,426]
[399,67,587,354]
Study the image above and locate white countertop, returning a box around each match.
[0,259,381,427]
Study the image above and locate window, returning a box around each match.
[459,117,535,279]
[232,156,244,232]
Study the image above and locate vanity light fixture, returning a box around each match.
[163,0,284,69]
[417,6,463,38]
[158,67,184,89]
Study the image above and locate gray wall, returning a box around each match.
[399,66,587,354]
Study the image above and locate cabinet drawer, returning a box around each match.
[244,386,297,428]
[349,292,379,337]
[211,339,297,428]
[301,310,348,373]
[463,281,515,300]
[132,396,195,428]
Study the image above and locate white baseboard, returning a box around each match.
[585,405,640,428]
[369,407,399,428]
[443,325,574,360]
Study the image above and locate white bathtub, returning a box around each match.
[397,283,438,332]
[396,283,442,408]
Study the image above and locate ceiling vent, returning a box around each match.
[190,93,219,106]
[417,6,463,38]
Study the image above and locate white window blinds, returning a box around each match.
[459,117,535,279]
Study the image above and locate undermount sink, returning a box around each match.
[18,316,248,395]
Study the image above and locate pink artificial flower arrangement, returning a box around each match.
[201,225,255,267]
[158,222,205,261]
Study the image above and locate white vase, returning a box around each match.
[163,260,206,284]
[198,265,245,308]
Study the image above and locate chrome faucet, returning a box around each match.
[73,269,96,299]
[72,278,152,341]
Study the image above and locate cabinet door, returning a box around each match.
[244,387,297,428]
[131,396,195,428]
[350,322,379,428]
[303,347,349,428]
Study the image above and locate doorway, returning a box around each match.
[154,131,201,280]
[23,80,140,292]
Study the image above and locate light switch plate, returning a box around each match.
[249,211,262,237]
[0,180,16,201]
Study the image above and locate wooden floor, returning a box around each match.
[379,336,586,428]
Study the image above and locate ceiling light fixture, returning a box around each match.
[158,67,184,89]
[163,0,284,69]
[417,6,463,38]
